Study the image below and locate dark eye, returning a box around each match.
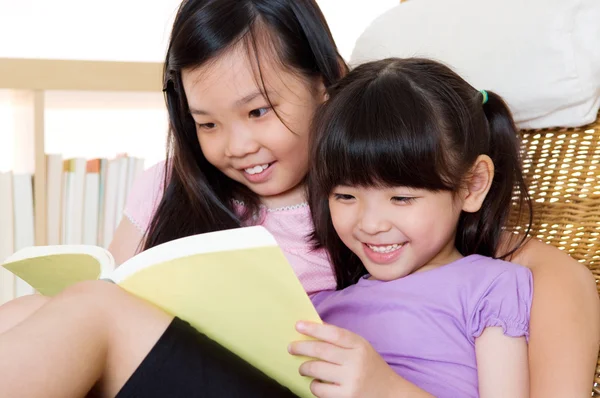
[333,193,355,201]
[249,107,271,118]
[197,122,216,130]
[391,196,415,204]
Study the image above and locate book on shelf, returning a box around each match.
[1,226,321,398]
[0,171,15,304]
[0,170,36,301]
[46,154,63,246]
[62,158,87,245]
[12,172,35,297]
[44,154,145,249]
[82,159,100,246]
[0,154,147,304]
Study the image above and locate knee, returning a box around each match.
[57,280,125,307]
[0,294,50,334]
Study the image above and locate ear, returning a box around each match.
[313,76,329,103]
[337,56,348,78]
[461,155,494,213]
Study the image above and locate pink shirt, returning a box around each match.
[124,161,336,296]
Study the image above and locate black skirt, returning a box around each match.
[116,317,300,398]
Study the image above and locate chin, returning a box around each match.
[369,266,412,282]
[257,183,298,198]
[373,273,400,282]
[253,187,287,198]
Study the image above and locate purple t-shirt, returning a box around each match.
[311,255,532,398]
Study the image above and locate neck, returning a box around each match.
[260,183,307,209]
[415,238,463,274]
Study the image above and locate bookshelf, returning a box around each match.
[0,58,164,247]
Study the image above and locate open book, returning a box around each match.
[2,226,321,397]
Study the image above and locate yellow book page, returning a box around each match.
[3,254,101,296]
[118,246,321,398]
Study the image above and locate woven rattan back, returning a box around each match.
[513,112,600,395]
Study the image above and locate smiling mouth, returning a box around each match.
[243,163,273,175]
[365,242,406,254]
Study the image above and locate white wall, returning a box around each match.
[0,0,181,62]
[318,0,398,60]
[0,0,397,62]
[0,0,397,171]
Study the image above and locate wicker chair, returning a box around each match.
[512,111,600,395]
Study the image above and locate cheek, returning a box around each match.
[280,96,319,132]
[287,149,309,171]
[409,200,459,241]
[197,134,223,165]
[400,205,443,239]
[329,203,354,240]
[267,129,309,166]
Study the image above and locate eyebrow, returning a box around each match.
[189,90,269,116]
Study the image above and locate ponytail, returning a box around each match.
[456,90,533,259]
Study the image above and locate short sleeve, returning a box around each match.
[469,266,533,342]
[123,160,167,234]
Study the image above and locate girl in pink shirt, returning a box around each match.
[0,0,597,396]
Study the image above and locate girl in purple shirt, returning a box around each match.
[289,58,533,398]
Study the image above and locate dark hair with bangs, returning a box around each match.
[143,0,347,251]
[309,58,532,289]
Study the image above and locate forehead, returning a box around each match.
[181,44,310,111]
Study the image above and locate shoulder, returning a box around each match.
[455,254,532,284]
[455,255,533,308]
[137,160,167,190]
[123,160,169,233]
[461,256,533,341]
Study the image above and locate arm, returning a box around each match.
[476,327,529,398]
[108,217,144,266]
[501,235,600,397]
[108,161,166,266]
[385,374,435,398]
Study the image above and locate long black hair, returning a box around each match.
[143,0,347,250]
[309,58,533,289]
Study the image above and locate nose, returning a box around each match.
[357,201,393,235]
[225,123,260,158]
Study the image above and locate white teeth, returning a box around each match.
[367,243,404,253]
[244,164,270,175]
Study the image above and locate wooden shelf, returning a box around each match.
[0,58,164,246]
[0,58,164,92]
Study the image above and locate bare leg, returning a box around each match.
[0,280,173,398]
[0,294,50,334]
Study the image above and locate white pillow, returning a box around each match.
[350,0,600,129]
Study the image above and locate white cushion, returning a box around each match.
[350,0,600,129]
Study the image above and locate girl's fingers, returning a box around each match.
[288,340,347,365]
[296,321,360,349]
[298,360,342,384]
[310,379,341,398]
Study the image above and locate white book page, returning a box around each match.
[111,226,278,284]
